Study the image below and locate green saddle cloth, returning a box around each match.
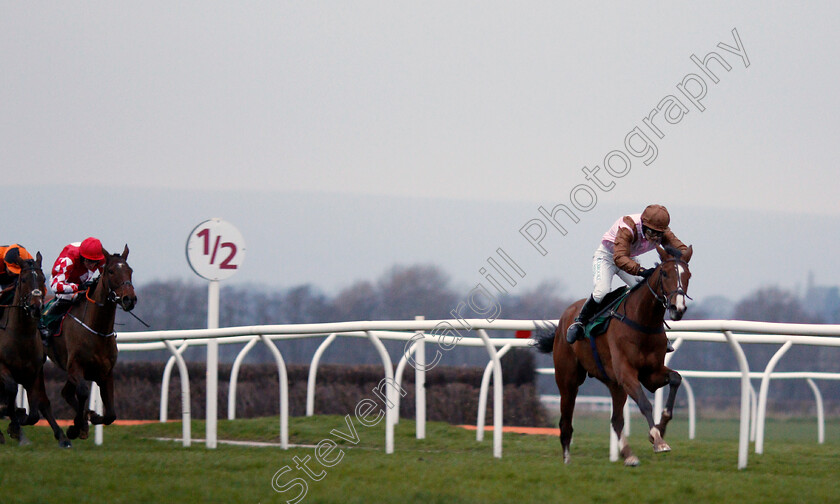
[41,298,64,328]
[583,287,631,340]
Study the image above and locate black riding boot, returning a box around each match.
[39,322,51,348]
[39,298,71,349]
[566,295,599,344]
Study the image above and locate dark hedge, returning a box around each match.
[40,356,546,427]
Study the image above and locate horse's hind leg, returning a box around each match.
[555,358,586,464]
[608,384,638,466]
[32,372,71,448]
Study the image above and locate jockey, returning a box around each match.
[39,237,106,344]
[1,244,35,288]
[566,204,688,346]
[0,244,35,314]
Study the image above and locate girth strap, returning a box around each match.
[610,310,664,334]
[589,333,608,379]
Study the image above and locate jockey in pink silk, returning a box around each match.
[566,205,688,346]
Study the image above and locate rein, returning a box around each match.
[71,257,147,334]
[84,280,131,307]
[87,277,148,327]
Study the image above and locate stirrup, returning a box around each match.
[666,339,675,353]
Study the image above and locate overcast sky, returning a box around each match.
[3,3,840,308]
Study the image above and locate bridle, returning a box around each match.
[75,255,147,332]
[3,262,46,320]
[646,257,692,310]
[85,258,134,309]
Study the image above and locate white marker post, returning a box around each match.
[186,218,246,449]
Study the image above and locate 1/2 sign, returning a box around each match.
[186,218,246,281]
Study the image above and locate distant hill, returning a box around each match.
[7,184,840,308]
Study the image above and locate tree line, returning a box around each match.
[112,264,840,408]
[116,264,571,365]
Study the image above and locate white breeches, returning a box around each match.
[591,244,642,303]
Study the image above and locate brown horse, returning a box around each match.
[533,245,692,466]
[0,253,70,447]
[45,246,136,440]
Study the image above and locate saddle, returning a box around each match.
[41,298,75,337]
[583,286,631,340]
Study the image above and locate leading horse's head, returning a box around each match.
[15,253,47,320]
[101,245,137,312]
[655,245,693,321]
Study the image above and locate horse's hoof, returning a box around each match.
[654,443,671,454]
[624,456,640,467]
[59,440,72,449]
[18,436,31,447]
[67,425,80,440]
[79,430,89,440]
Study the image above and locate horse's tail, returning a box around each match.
[530,322,558,354]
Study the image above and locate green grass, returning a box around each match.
[0,415,838,503]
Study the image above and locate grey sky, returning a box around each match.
[3,3,839,307]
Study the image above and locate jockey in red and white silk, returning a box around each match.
[50,237,106,300]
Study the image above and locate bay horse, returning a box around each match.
[0,253,70,447]
[45,246,136,440]
[533,244,692,466]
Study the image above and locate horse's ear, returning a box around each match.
[101,248,111,258]
[35,251,42,268]
[656,245,669,262]
[683,245,693,263]
[122,244,129,259]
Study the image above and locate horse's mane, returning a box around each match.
[662,245,682,260]
[626,246,682,295]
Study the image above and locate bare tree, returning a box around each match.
[375,264,456,320]
[734,286,820,323]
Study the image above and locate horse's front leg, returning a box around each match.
[617,363,670,454]
[62,361,90,440]
[89,373,116,425]
[608,384,638,466]
[0,369,15,445]
[1,373,26,444]
[643,368,682,439]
